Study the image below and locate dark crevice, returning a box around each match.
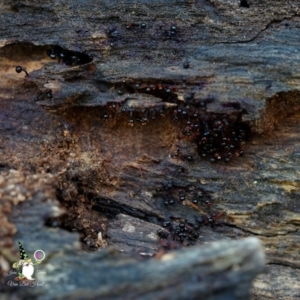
[267,261,300,269]
[240,0,250,8]
[0,42,48,60]
[220,222,261,236]
[220,222,293,238]
[0,163,10,171]
[46,45,93,66]
[217,14,300,45]
[7,5,19,13]
[91,195,164,223]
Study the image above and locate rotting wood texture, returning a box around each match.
[1,1,300,299]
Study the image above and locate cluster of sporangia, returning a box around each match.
[15,41,251,163]
[107,23,251,163]
[46,45,92,66]
[157,214,223,250]
[13,38,251,164]
[154,182,224,249]
[170,101,250,163]
[104,84,251,164]
[157,221,200,249]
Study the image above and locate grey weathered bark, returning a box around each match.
[1,0,300,299]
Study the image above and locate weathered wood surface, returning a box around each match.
[2,193,266,300]
[1,0,300,299]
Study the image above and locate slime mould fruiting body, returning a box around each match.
[157,212,225,250]
[39,45,252,164]
[154,181,225,250]
[15,65,29,77]
[27,43,251,252]
[46,45,92,66]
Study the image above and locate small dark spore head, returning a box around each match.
[15,66,22,73]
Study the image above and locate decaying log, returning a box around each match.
[1,0,300,299]
[36,238,264,300]
[3,211,265,300]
